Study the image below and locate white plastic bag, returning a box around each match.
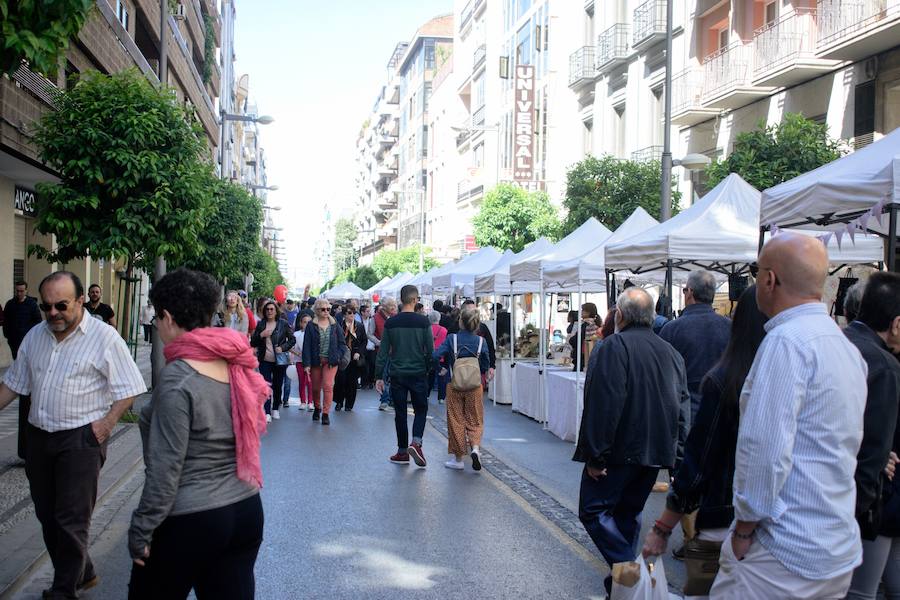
[285,364,299,382]
[610,555,675,600]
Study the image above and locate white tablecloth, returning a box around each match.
[512,362,569,422]
[546,370,585,443]
[489,357,513,405]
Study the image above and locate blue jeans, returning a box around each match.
[282,374,292,405]
[390,375,428,450]
[379,359,392,405]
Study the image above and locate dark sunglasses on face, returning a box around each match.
[40,301,70,312]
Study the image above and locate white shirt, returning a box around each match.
[733,302,867,579]
[4,311,147,432]
[140,305,155,326]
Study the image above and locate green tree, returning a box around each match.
[333,217,358,274]
[562,155,680,234]
[0,0,94,76]
[371,244,439,280]
[248,247,285,299]
[473,184,561,252]
[325,265,380,292]
[706,113,844,191]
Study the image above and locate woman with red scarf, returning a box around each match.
[128,268,270,600]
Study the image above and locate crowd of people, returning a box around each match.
[0,229,898,599]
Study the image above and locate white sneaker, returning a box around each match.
[273,410,280,420]
[307,404,314,412]
[299,402,308,411]
[444,459,464,470]
[266,414,272,423]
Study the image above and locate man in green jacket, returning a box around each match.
[375,284,433,467]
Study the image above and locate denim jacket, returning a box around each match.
[433,331,490,374]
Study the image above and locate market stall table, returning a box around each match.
[512,361,569,421]
[489,357,513,405]
[546,370,584,443]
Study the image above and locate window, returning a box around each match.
[116,0,129,30]
[518,0,533,19]
[424,42,436,70]
[854,81,875,148]
[652,87,664,146]
[516,23,532,66]
[583,120,593,156]
[473,142,485,167]
[423,82,432,113]
[764,1,778,25]
[613,105,626,158]
[718,27,729,50]
[474,74,486,109]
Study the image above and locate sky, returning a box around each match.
[234,0,453,289]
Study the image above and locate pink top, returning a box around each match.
[432,324,448,349]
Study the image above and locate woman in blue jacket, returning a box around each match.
[301,298,345,425]
[434,306,490,471]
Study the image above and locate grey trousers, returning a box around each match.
[845,535,900,600]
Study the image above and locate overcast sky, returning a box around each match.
[234,0,452,288]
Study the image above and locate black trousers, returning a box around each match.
[17,394,30,459]
[365,349,376,385]
[142,324,152,343]
[128,494,264,600]
[259,362,286,413]
[26,423,107,599]
[335,361,360,410]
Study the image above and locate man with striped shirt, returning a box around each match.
[0,271,146,599]
[711,234,868,599]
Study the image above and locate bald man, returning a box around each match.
[710,234,868,599]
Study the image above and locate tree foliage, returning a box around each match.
[248,247,285,299]
[333,217,358,274]
[473,184,561,253]
[371,244,439,280]
[0,0,93,76]
[322,265,379,293]
[562,155,680,234]
[706,113,844,191]
[32,69,214,270]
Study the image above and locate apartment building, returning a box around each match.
[0,0,224,367]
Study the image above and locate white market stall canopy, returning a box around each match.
[376,271,413,299]
[510,218,613,293]
[542,207,660,293]
[320,281,367,301]
[475,238,554,295]
[416,260,458,295]
[431,247,505,296]
[365,276,391,296]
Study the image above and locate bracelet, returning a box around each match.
[652,525,672,538]
[654,519,674,533]
[733,530,754,540]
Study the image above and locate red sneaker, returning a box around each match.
[389,451,409,465]
[408,442,426,467]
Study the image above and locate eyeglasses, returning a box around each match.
[317,307,328,311]
[39,301,70,312]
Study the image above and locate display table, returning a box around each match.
[489,357,513,405]
[546,370,585,443]
[512,361,569,422]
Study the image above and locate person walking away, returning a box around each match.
[140,302,155,343]
[250,301,294,422]
[291,314,313,411]
[301,298,344,425]
[843,272,900,600]
[127,268,268,600]
[462,299,496,386]
[85,284,116,328]
[375,285,433,467]
[708,233,868,599]
[361,305,377,388]
[334,305,367,411]
[641,286,768,597]
[0,271,146,599]
[221,292,249,339]
[373,298,398,410]
[434,306,490,470]
[573,287,689,597]
[3,279,43,460]
[428,311,448,404]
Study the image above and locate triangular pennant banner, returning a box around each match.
[847,222,856,245]
[822,232,833,247]
[835,229,844,250]
[859,211,871,231]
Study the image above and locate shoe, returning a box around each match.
[379,402,388,411]
[444,459,464,470]
[78,574,100,591]
[273,409,280,420]
[313,409,321,421]
[266,413,272,423]
[299,403,306,411]
[322,413,330,425]
[345,407,353,412]
[672,544,685,561]
[652,481,670,493]
[390,451,410,464]
[307,403,314,412]
[470,450,482,471]
[282,399,290,407]
[335,404,343,411]
[408,442,426,467]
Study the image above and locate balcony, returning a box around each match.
[472,105,486,127]
[473,44,487,72]
[456,129,472,147]
[702,43,774,110]
[816,0,900,60]
[753,9,838,87]
[568,46,598,88]
[460,0,473,32]
[596,24,630,73]
[458,180,485,202]
[633,0,667,51]
[631,145,663,162]
[376,191,397,210]
[671,68,719,126]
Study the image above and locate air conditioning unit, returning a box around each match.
[174,3,187,20]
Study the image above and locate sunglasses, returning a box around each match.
[39,301,70,312]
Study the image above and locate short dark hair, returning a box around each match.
[400,285,418,306]
[414,303,423,313]
[857,272,900,332]
[462,299,476,307]
[149,268,219,331]
[39,271,84,300]
[88,283,101,292]
[14,280,27,289]
[432,300,444,311]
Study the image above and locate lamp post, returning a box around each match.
[219,112,274,180]
[152,0,170,388]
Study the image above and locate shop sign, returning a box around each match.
[14,186,37,217]
[513,65,535,182]
[464,235,479,252]
[499,179,546,193]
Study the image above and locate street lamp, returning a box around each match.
[249,184,279,191]
[262,205,282,211]
[219,111,274,180]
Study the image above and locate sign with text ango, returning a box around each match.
[513,65,535,182]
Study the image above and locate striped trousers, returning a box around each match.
[445,385,484,456]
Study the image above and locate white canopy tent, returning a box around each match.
[760,126,900,269]
[542,208,660,293]
[320,281,367,301]
[431,247,505,296]
[376,271,413,299]
[474,238,553,296]
[364,276,391,297]
[415,260,458,296]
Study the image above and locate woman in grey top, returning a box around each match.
[128,268,270,600]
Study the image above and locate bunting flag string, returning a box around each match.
[835,229,844,250]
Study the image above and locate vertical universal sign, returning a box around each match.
[513,64,535,182]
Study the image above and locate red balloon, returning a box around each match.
[372,293,380,303]
[274,285,287,304]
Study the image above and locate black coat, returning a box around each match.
[844,321,900,539]
[2,296,42,356]
[340,318,368,358]
[250,319,295,365]
[573,326,690,470]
